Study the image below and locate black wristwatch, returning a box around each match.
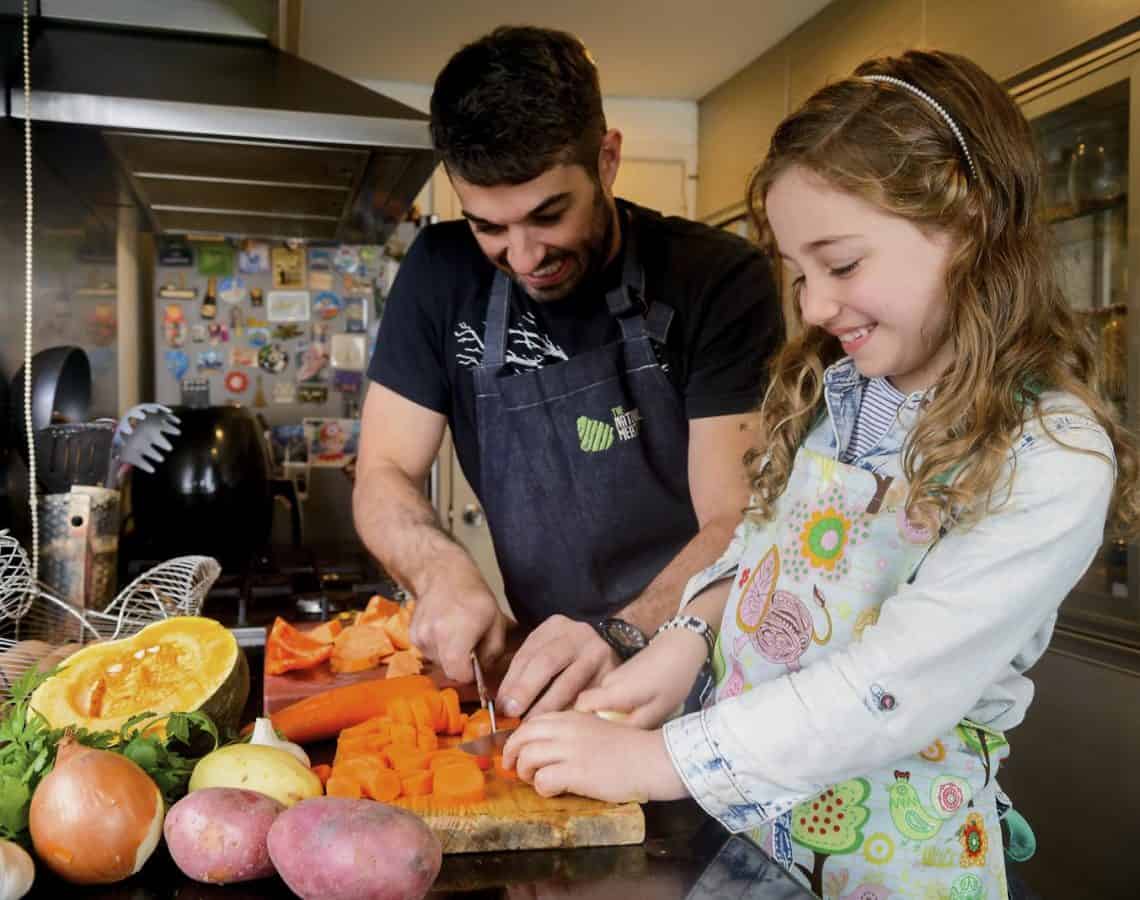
[592,617,648,660]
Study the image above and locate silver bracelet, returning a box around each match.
[654,614,716,661]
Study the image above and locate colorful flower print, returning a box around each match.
[749,584,833,671]
[930,775,972,818]
[781,484,871,583]
[918,739,946,763]
[958,812,988,867]
[861,831,895,865]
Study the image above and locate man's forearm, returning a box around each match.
[617,516,737,635]
[353,462,481,599]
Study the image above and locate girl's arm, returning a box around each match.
[667,412,1115,834]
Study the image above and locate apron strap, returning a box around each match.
[482,271,512,370]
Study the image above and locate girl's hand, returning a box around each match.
[501,711,688,804]
[574,628,708,729]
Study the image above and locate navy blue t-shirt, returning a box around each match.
[368,200,782,496]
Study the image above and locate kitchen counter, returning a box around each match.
[24,644,814,899]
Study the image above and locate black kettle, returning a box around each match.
[128,405,299,570]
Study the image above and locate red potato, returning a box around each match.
[163,788,284,884]
[267,797,441,900]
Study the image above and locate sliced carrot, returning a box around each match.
[310,763,332,786]
[387,696,414,727]
[330,621,396,674]
[385,745,430,771]
[385,649,423,679]
[492,754,518,781]
[268,674,437,744]
[416,727,439,753]
[461,708,493,742]
[336,733,390,759]
[363,767,402,803]
[265,617,334,675]
[430,748,490,771]
[306,620,343,644]
[325,774,363,799]
[409,695,434,732]
[388,722,419,747]
[440,689,463,736]
[382,613,413,651]
[423,692,446,733]
[433,761,486,804]
[358,594,401,623]
[400,770,433,797]
[339,716,393,741]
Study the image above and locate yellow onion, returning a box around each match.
[29,736,164,884]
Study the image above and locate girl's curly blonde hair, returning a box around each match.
[746,49,1140,537]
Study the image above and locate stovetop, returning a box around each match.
[124,544,402,644]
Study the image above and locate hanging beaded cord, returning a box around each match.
[862,74,978,181]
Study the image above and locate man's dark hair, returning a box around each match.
[430,26,607,186]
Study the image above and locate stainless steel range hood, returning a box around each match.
[4,18,436,243]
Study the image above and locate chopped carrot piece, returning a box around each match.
[311,764,332,786]
[382,613,413,650]
[385,745,430,772]
[325,774,363,799]
[492,754,518,781]
[265,617,334,675]
[306,620,343,644]
[363,767,402,803]
[336,733,390,759]
[400,770,433,797]
[330,622,396,674]
[409,695,434,731]
[423,692,446,733]
[416,727,439,753]
[385,649,423,678]
[339,717,393,741]
[358,595,401,624]
[430,748,490,771]
[388,722,418,747]
[433,761,486,804]
[387,696,414,727]
[440,689,463,735]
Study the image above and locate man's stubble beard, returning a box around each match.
[517,184,616,303]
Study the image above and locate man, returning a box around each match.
[354,25,781,719]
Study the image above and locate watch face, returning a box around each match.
[603,618,647,652]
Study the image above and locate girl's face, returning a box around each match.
[766,165,957,394]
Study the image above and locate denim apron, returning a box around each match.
[472,221,698,630]
[715,446,1010,900]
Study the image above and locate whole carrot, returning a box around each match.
[269,674,437,744]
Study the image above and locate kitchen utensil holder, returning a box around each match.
[38,486,121,615]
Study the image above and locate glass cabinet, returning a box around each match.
[1019,42,1140,659]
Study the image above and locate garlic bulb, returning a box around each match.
[249,718,310,767]
[0,839,34,900]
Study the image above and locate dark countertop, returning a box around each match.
[25,644,814,899]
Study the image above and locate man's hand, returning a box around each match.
[495,615,619,718]
[408,569,509,681]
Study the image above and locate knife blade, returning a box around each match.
[470,651,497,733]
[457,728,516,756]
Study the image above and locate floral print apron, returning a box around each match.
[714,447,1010,900]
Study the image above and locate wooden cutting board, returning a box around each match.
[393,771,646,854]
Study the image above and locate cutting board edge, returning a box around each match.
[420,802,646,854]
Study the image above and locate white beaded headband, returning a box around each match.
[862,74,978,181]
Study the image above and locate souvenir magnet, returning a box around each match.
[247,327,270,348]
[253,375,268,408]
[272,380,297,404]
[258,343,290,374]
[239,240,270,274]
[313,291,343,320]
[267,290,311,322]
[190,324,207,343]
[230,346,256,368]
[308,246,334,271]
[250,287,265,307]
[272,323,305,341]
[218,276,248,304]
[296,340,330,382]
[359,245,382,278]
[333,245,360,274]
[308,270,334,292]
[298,383,329,404]
[224,370,249,394]
[330,333,367,371]
[158,274,196,300]
[332,370,363,394]
[309,418,359,466]
[272,245,305,288]
[229,305,244,336]
[158,237,194,267]
[197,242,234,276]
[164,305,187,347]
[164,349,190,381]
[197,350,224,371]
[207,323,229,345]
[344,296,368,333]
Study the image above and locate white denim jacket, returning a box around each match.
[663,357,1115,833]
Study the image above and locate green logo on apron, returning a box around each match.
[577,416,615,452]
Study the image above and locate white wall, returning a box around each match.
[359,80,699,218]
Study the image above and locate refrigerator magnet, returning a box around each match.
[272,323,305,341]
[298,384,329,404]
[267,290,311,323]
[309,270,334,292]
[258,343,290,374]
[159,238,194,267]
[332,370,363,394]
[359,245,383,278]
[230,346,256,368]
[296,340,330,382]
[164,349,190,381]
[218,276,248,304]
[272,246,305,288]
[250,287,265,307]
[272,380,297,404]
[197,350,224,371]
[224,370,249,394]
[253,375,268,408]
[207,323,230,345]
[197,242,234,276]
[333,245,360,274]
[343,296,368,333]
[308,245,334,272]
[239,240,270,274]
[164,306,187,347]
[247,327,270,348]
[313,291,343,320]
[330,333,367,371]
[190,324,207,343]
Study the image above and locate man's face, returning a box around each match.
[450,135,622,302]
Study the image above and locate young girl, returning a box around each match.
[502,49,1140,899]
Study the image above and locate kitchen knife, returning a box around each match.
[457,729,516,756]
